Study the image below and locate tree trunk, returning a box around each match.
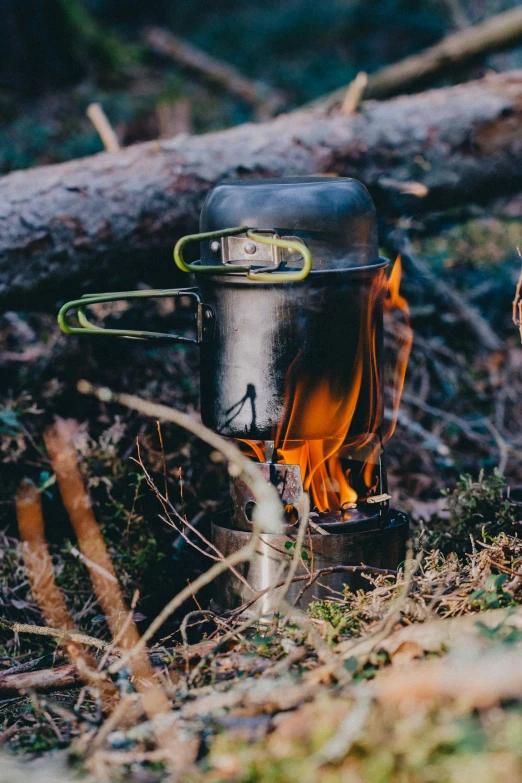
[1,70,522,309]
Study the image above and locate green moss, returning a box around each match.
[415,218,522,270]
[444,469,521,538]
[308,599,353,635]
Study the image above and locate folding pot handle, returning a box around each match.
[57,288,214,343]
[174,227,313,282]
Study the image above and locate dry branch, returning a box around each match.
[2,71,522,308]
[44,420,136,637]
[321,5,522,109]
[15,479,117,703]
[16,480,77,635]
[373,646,522,708]
[513,248,522,341]
[0,618,109,651]
[43,418,172,722]
[336,606,522,659]
[143,26,284,119]
[0,664,79,698]
[386,230,502,351]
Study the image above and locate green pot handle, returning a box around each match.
[57,288,213,343]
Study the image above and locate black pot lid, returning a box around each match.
[199,176,379,271]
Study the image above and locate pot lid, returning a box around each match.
[199,176,379,271]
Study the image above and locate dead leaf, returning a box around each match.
[389,640,424,666]
[304,663,338,685]
[185,639,218,659]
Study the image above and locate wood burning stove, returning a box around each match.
[58,176,408,612]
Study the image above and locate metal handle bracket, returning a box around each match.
[174,227,313,282]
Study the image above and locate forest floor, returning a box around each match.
[1,213,522,780]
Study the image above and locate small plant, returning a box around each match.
[468,573,515,610]
[309,599,351,635]
[284,539,309,561]
[442,469,521,540]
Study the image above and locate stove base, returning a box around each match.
[210,510,408,615]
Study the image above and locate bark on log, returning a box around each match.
[1,70,522,309]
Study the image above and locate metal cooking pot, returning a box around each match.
[58,176,388,443]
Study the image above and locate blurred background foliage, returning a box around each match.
[0,0,521,173]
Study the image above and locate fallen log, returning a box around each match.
[320,5,522,109]
[1,70,522,309]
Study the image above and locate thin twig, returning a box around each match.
[179,610,218,674]
[134,444,253,589]
[275,493,311,610]
[77,381,284,535]
[86,103,120,152]
[340,71,368,114]
[69,546,119,584]
[156,421,169,502]
[513,248,522,341]
[0,619,109,650]
[141,463,240,567]
[387,230,502,352]
[307,516,330,535]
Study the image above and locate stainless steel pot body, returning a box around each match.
[197,263,387,441]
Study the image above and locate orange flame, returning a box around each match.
[237,439,265,462]
[383,256,412,442]
[242,258,411,513]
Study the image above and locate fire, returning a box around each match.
[241,257,411,513]
[275,380,362,510]
[382,256,412,442]
[237,439,265,462]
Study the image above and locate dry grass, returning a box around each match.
[2,397,522,782]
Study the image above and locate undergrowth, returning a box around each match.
[420,469,522,552]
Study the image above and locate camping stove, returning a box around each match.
[59,176,408,612]
[212,458,407,613]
